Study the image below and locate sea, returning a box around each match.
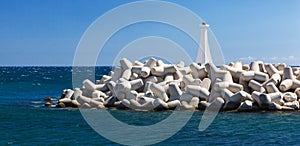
[1,66,300,145]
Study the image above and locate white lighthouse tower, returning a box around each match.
[196,22,213,64]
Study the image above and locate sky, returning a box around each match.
[0,0,300,66]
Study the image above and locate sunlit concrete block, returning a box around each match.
[151,66,165,76]
[221,65,239,80]
[238,100,253,111]
[82,88,94,98]
[137,96,155,105]
[140,67,151,78]
[94,84,108,92]
[98,75,112,84]
[266,82,279,93]
[143,76,158,84]
[130,78,144,90]
[164,65,177,74]
[249,61,260,72]
[73,88,82,100]
[139,101,155,111]
[121,69,131,80]
[248,80,265,93]
[208,90,222,103]
[153,98,169,110]
[83,79,96,91]
[59,98,72,104]
[205,62,230,84]
[292,79,300,90]
[167,100,181,110]
[177,60,185,68]
[200,78,211,90]
[262,73,281,87]
[126,90,138,100]
[130,73,139,81]
[239,77,251,93]
[283,67,294,80]
[150,83,169,102]
[132,60,144,66]
[145,57,157,68]
[174,70,183,80]
[242,64,250,71]
[190,63,207,79]
[254,72,269,82]
[115,81,131,100]
[240,71,255,81]
[129,99,143,110]
[265,63,279,77]
[268,92,283,105]
[143,81,152,93]
[214,82,243,93]
[276,63,286,71]
[81,103,91,109]
[115,80,131,93]
[283,92,297,102]
[182,74,195,86]
[258,61,267,73]
[111,67,123,81]
[120,58,132,70]
[283,100,299,109]
[189,97,200,108]
[233,61,243,70]
[92,90,106,99]
[279,79,293,92]
[221,89,234,102]
[64,89,74,99]
[106,81,116,93]
[131,66,142,75]
[180,101,196,110]
[208,97,225,109]
[295,87,300,98]
[157,60,165,67]
[77,95,104,108]
[186,85,210,101]
[164,73,174,83]
[230,91,249,103]
[251,91,261,105]
[180,93,194,102]
[121,99,131,109]
[168,83,182,101]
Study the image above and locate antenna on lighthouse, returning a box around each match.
[196,22,213,64]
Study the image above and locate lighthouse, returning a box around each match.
[196,22,213,64]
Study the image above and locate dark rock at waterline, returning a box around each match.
[57,102,66,108]
[44,97,52,101]
[224,101,241,111]
[198,101,210,110]
[44,102,53,107]
[105,96,117,107]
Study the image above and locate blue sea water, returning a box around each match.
[1,66,300,145]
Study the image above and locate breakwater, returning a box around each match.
[50,58,300,112]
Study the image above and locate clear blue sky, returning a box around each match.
[0,0,300,66]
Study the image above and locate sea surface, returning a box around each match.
[1,66,300,145]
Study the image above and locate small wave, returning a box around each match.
[31,101,43,104]
[43,77,52,80]
[31,83,41,86]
